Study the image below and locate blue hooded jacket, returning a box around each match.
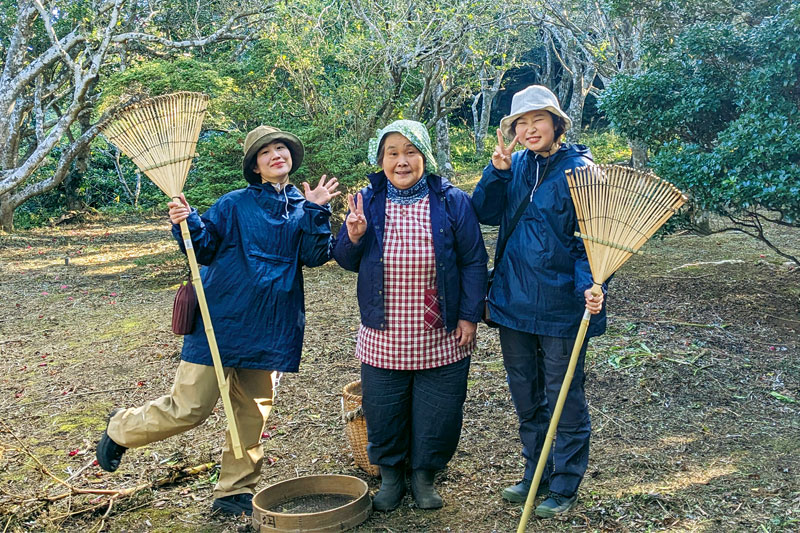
[333,172,488,332]
[471,144,607,338]
[171,182,332,371]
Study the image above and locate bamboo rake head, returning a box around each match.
[565,164,688,286]
[102,92,209,198]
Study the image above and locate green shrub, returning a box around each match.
[96,58,236,129]
[450,125,494,174]
[580,130,632,164]
[600,5,800,225]
[184,132,249,211]
[288,123,372,193]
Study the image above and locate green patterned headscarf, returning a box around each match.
[368,120,438,174]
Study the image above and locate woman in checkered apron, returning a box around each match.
[333,120,488,511]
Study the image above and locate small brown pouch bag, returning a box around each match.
[172,278,197,335]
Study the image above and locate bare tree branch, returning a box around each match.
[0,0,266,230]
[112,10,262,47]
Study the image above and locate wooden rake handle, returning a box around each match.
[517,284,602,532]
[178,220,244,459]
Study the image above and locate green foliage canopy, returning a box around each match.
[601,5,800,227]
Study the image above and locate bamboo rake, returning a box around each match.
[517,165,687,531]
[102,92,244,459]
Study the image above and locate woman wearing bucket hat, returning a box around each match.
[471,85,607,518]
[96,125,340,517]
[333,120,487,511]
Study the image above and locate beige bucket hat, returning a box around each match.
[242,125,304,184]
[499,85,572,140]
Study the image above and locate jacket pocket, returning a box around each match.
[248,247,295,292]
[248,248,293,264]
[423,288,444,330]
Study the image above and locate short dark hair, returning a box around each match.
[551,112,567,141]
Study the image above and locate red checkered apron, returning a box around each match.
[355,197,472,370]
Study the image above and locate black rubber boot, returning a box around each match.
[372,466,406,511]
[96,408,127,472]
[212,493,253,516]
[410,469,443,509]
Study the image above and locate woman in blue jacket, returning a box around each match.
[471,86,605,518]
[333,120,487,511]
[96,125,340,517]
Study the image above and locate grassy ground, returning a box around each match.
[0,199,798,532]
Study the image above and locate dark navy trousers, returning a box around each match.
[360,357,470,471]
[499,326,591,497]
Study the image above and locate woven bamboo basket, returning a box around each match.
[341,380,379,477]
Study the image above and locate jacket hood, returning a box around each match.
[246,181,305,198]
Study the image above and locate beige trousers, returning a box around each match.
[107,360,275,499]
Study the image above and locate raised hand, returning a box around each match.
[491,128,519,170]
[303,174,341,205]
[167,193,191,224]
[345,192,367,244]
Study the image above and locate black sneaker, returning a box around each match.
[534,491,578,518]
[501,479,549,503]
[96,408,127,472]
[212,493,253,516]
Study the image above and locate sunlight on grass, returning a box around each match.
[452,171,482,193]
[625,463,738,496]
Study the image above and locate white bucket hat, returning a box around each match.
[499,85,572,140]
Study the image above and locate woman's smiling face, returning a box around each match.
[380,133,425,190]
[514,110,556,154]
[253,141,292,183]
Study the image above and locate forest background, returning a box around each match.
[1,0,798,262]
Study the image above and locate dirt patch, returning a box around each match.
[0,210,798,533]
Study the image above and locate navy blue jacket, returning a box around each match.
[333,172,488,332]
[471,144,607,338]
[172,182,332,371]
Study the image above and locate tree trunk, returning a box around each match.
[472,66,504,155]
[564,63,596,144]
[471,92,481,151]
[477,94,495,153]
[435,116,454,178]
[133,171,141,207]
[688,203,712,234]
[476,88,501,154]
[62,110,93,211]
[629,138,649,168]
[565,92,583,144]
[432,82,454,177]
[63,147,91,211]
[0,193,16,232]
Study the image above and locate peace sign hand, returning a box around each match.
[491,128,519,170]
[303,174,341,206]
[345,192,367,244]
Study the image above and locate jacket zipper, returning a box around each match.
[530,160,542,202]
